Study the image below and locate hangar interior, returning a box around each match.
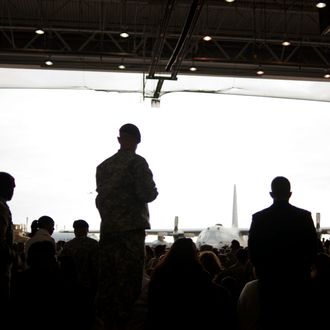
[0,0,329,101]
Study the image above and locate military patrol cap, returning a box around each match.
[73,219,89,229]
[119,123,141,143]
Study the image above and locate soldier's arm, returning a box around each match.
[134,158,158,203]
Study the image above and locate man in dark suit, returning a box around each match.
[248,176,318,329]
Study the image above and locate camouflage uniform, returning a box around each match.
[0,198,13,304]
[61,236,99,291]
[95,149,158,323]
[61,236,99,330]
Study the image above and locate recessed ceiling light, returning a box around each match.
[118,64,126,69]
[282,40,291,46]
[35,29,45,35]
[324,73,330,78]
[189,66,197,72]
[45,60,53,66]
[316,2,327,8]
[256,70,264,75]
[120,32,129,38]
[225,0,235,2]
[203,35,212,41]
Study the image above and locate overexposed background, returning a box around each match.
[2,85,330,232]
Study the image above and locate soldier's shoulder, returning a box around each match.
[134,153,148,163]
[97,153,118,169]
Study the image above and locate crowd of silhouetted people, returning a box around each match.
[2,124,330,330]
[2,218,330,330]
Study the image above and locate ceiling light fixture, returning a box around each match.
[203,35,212,41]
[225,0,236,3]
[316,2,327,8]
[120,32,129,38]
[324,73,330,78]
[282,40,291,46]
[189,66,197,72]
[256,69,264,75]
[45,60,53,66]
[118,64,126,69]
[35,28,45,35]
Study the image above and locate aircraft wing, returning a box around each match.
[319,228,330,235]
[238,228,249,236]
[146,228,203,237]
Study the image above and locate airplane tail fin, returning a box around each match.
[174,216,179,233]
[316,212,321,239]
[316,212,321,230]
[232,184,238,228]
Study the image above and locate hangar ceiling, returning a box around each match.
[0,0,329,98]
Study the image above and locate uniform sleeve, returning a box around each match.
[134,158,158,203]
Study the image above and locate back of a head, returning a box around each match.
[199,250,222,275]
[0,171,15,200]
[231,239,240,250]
[119,123,141,144]
[38,215,55,233]
[271,176,291,200]
[73,219,89,230]
[73,219,89,237]
[29,220,39,237]
[165,238,198,264]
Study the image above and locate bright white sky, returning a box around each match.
[2,81,330,232]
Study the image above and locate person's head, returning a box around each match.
[270,176,291,201]
[37,215,55,235]
[29,220,39,237]
[161,237,199,266]
[118,123,141,151]
[199,250,222,277]
[0,172,15,201]
[230,239,241,251]
[72,219,89,238]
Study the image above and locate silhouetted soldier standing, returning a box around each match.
[95,123,158,330]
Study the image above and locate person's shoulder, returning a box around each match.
[290,204,312,216]
[130,153,149,168]
[252,206,272,218]
[85,236,99,245]
[133,153,147,161]
[97,153,118,169]
[63,237,76,247]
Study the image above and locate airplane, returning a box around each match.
[52,185,329,247]
[145,185,249,249]
[52,185,247,248]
